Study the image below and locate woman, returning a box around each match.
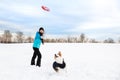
[31,27,44,67]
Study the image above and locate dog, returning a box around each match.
[53,51,66,72]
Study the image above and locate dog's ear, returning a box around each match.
[54,54,56,59]
[55,54,57,57]
[54,54,58,59]
[58,51,62,57]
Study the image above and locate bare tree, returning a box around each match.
[67,37,72,43]
[78,33,85,43]
[25,36,33,43]
[2,30,12,43]
[0,36,1,43]
[89,38,98,43]
[103,38,115,43]
[16,31,24,43]
[118,37,120,43]
[44,38,50,43]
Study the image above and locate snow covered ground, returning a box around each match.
[0,43,120,80]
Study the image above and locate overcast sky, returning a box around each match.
[0,0,120,40]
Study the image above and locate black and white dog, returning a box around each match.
[53,51,66,72]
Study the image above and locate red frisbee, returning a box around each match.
[41,5,50,11]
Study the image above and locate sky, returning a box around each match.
[0,0,120,40]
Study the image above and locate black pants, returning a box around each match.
[31,47,42,66]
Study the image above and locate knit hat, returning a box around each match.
[39,27,44,31]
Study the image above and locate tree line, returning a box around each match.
[45,33,119,43]
[0,30,33,43]
[0,30,120,43]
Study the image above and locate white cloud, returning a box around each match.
[79,17,120,30]
[0,20,34,33]
[0,20,22,30]
[11,5,40,16]
[0,1,47,17]
[67,0,120,32]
